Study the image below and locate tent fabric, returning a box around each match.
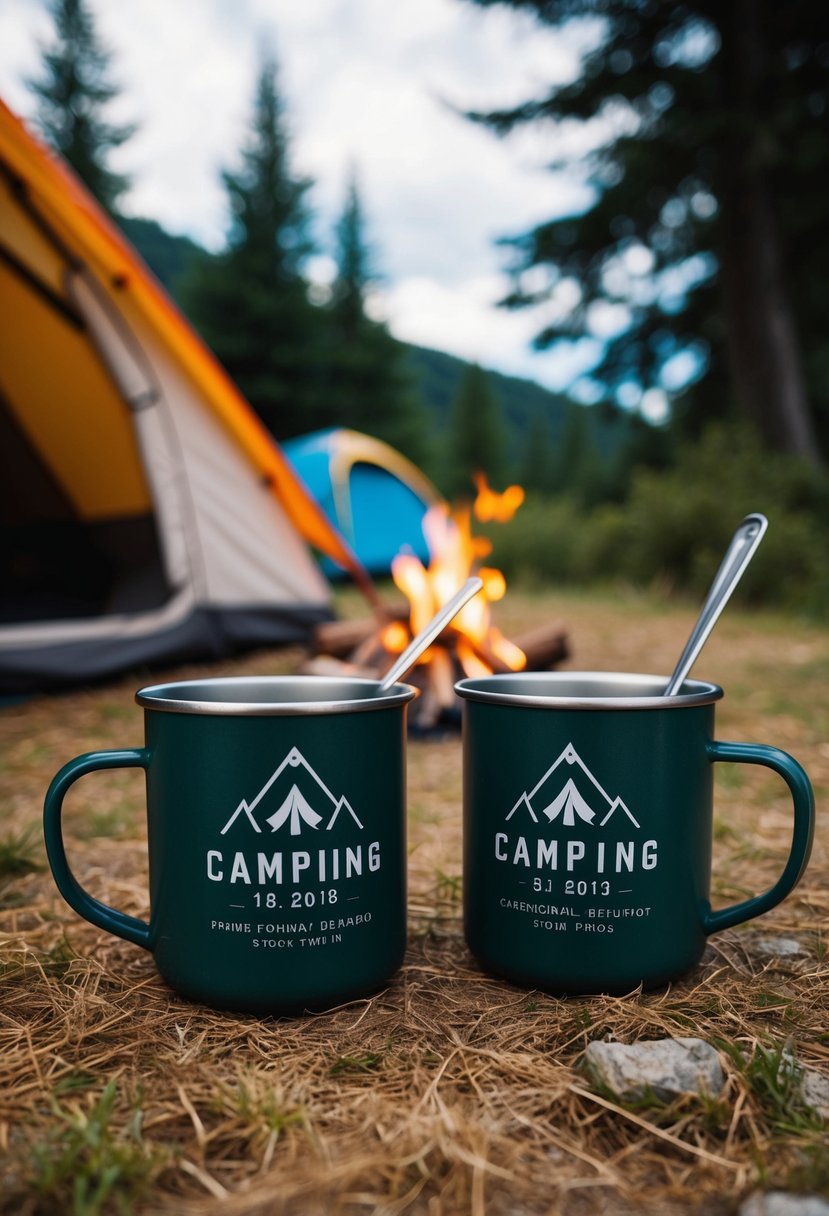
[283,428,441,576]
[0,99,374,694]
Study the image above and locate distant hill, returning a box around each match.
[404,343,571,429]
[118,215,205,299]
[403,344,631,464]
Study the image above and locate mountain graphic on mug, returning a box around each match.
[506,743,641,830]
[219,746,364,837]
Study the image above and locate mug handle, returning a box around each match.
[703,740,815,934]
[43,749,152,949]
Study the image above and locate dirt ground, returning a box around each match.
[1,585,827,1215]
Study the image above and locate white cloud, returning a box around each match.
[381,274,601,390]
[0,0,52,110]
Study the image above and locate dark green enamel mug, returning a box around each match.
[44,676,416,1014]
[455,672,815,995]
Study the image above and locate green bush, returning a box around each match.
[485,424,829,615]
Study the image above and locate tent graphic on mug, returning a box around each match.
[507,743,641,829]
[219,746,364,837]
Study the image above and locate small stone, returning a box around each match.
[584,1037,724,1102]
[740,1193,829,1216]
[753,935,810,959]
[801,1067,829,1119]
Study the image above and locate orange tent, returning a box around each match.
[0,98,374,693]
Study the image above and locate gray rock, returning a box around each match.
[584,1036,724,1102]
[801,1066,829,1119]
[753,935,811,959]
[740,1193,829,1216]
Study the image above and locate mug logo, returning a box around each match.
[206,747,380,891]
[220,746,364,837]
[507,743,641,830]
[495,742,657,878]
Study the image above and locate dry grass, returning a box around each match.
[1,585,827,1215]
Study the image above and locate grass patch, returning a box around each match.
[0,824,43,878]
[433,869,463,905]
[721,1040,824,1136]
[72,806,140,841]
[24,1080,168,1216]
[329,1052,384,1077]
[227,1079,308,1139]
[0,824,44,908]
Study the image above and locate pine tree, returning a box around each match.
[325,172,432,465]
[27,0,135,213]
[463,0,828,466]
[443,363,509,499]
[331,173,372,343]
[521,406,554,492]
[551,403,591,496]
[181,59,324,438]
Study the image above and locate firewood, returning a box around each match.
[430,647,457,708]
[298,655,374,678]
[310,607,408,658]
[351,632,395,672]
[310,617,377,657]
[310,612,569,699]
[511,623,570,670]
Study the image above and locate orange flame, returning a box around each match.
[473,471,525,523]
[387,473,527,678]
[379,619,409,655]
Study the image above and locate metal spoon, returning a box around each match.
[379,576,484,691]
[664,513,768,696]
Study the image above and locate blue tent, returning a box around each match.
[282,429,441,576]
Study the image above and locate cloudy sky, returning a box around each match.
[0,0,609,393]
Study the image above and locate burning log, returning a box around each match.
[311,614,568,673]
[511,623,570,671]
[311,608,407,660]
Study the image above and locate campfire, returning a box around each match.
[306,474,569,730]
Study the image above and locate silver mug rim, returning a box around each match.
[136,675,418,716]
[454,670,723,710]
